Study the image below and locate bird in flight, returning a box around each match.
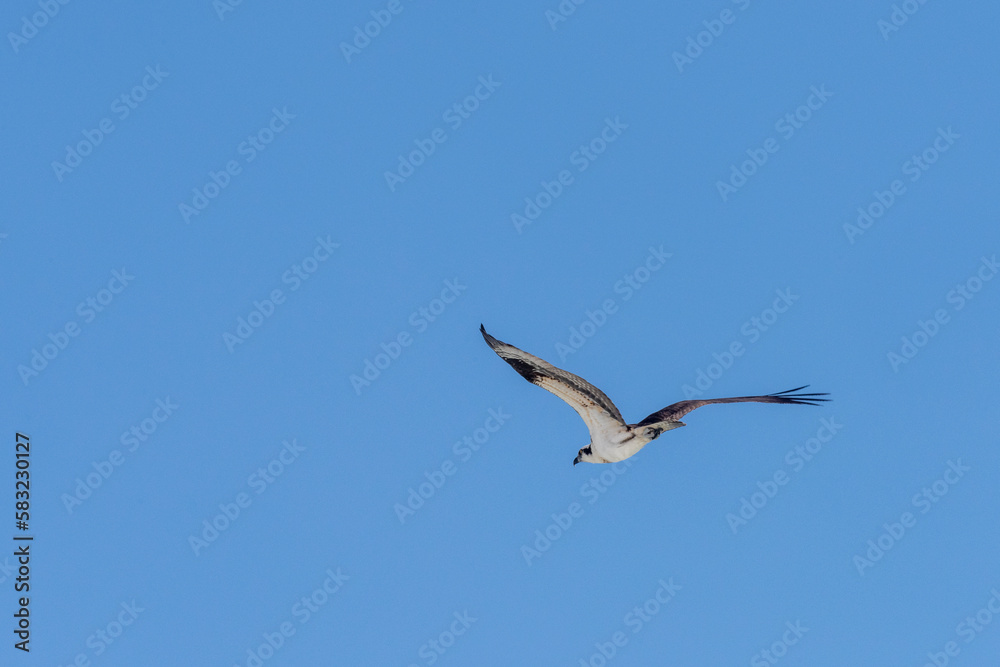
[480,325,829,465]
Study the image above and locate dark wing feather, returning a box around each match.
[634,386,829,427]
[480,325,626,429]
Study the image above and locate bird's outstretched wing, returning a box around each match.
[634,386,829,427]
[480,325,626,434]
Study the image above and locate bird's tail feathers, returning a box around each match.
[635,420,686,440]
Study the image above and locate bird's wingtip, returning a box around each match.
[479,324,498,347]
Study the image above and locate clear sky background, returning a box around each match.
[3,1,999,665]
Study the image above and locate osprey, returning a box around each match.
[480,325,829,465]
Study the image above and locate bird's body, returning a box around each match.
[581,419,686,464]
[480,325,829,465]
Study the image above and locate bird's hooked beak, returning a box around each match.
[573,454,581,466]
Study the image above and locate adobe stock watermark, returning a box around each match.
[350,278,467,395]
[920,586,1000,667]
[17,268,135,386]
[577,578,681,667]
[886,254,997,372]
[510,116,628,234]
[726,417,843,534]
[222,235,339,353]
[57,600,145,666]
[843,126,959,243]
[7,0,74,54]
[750,621,809,667]
[521,459,635,566]
[716,85,834,202]
[671,0,753,73]
[187,439,306,556]
[853,459,970,576]
[51,65,169,182]
[0,557,18,586]
[178,107,295,223]
[680,287,798,398]
[878,0,933,40]
[60,397,179,514]
[406,611,477,667]
[394,407,511,523]
[544,0,589,30]
[232,567,349,667]
[384,75,501,192]
[554,245,672,361]
[340,0,417,63]
[213,0,246,20]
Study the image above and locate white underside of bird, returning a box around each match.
[583,418,687,463]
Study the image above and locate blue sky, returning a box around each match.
[3,0,1000,665]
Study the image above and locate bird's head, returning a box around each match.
[573,444,595,466]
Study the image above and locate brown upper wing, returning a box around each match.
[634,386,829,426]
